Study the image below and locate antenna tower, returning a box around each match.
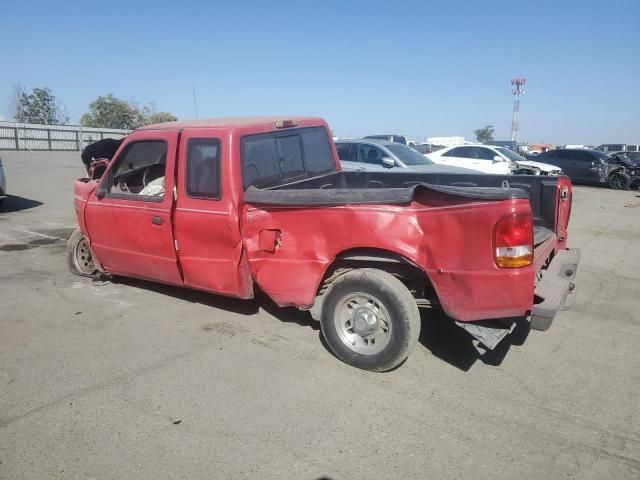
[510,77,526,142]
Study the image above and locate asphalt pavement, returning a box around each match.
[1,151,639,479]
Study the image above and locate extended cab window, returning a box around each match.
[241,127,335,189]
[110,141,167,198]
[186,138,221,199]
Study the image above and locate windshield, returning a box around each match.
[495,147,527,163]
[612,153,638,166]
[593,150,612,161]
[626,152,640,164]
[386,143,434,165]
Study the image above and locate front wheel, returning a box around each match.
[67,229,98,277]
[320,269,421,372]
[607,172,630,190]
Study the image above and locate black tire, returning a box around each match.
[67,229,98,277]
[607,172,630,190]
[320,268,421,372]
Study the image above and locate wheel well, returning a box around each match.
[317,248,436,303]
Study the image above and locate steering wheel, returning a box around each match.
[117,181,129,193]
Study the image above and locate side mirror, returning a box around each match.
[95,187,107,199]
[89,158,110,180]
[382,157,395,168]
[493,155,503,163]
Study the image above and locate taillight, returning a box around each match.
[494,212,533,268]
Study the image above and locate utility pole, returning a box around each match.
[510,77,526,142]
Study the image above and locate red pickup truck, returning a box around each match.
[70,117,580,371]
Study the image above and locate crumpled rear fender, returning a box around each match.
[242,191,534,321]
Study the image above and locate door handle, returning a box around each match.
[151,215,164,225]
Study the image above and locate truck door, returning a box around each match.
[84,129,182,284]
[173,130,252,298]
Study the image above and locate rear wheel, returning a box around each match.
[607,172,630,190]
[320,269,421,372]
[67,229,98,277]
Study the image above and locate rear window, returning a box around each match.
[241,127,335,189]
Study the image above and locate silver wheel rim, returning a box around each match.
[75,237,95,274]
[334,292,392,355]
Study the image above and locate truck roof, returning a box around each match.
[138,116,326,132]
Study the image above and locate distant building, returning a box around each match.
[528,143,554,153]
[427,136,469,147]
[487,140,517,150]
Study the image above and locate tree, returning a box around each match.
[8,82,26,122]
[135,102,177,126]
[81,95,177,129]
[81,94,138,129]
[146,111,177,125]
[474,125,495,143]
[9,85,68,124]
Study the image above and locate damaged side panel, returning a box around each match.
[242,189,536,322]
[74,179,97,238]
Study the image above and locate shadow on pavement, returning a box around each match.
[0,195,44,213]
[107,277,530,370]
[109,277,320,331]
[419,310,531,371]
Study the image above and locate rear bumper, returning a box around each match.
[530,248,581,331]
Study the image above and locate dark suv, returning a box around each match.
[533,149,640,189]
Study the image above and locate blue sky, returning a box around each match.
[1,0,638,144]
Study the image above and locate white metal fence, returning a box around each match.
[0,121,130,151]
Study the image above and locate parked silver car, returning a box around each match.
[335,139,478,174]
[0,157,6,207]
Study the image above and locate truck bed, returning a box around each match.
[244,171,562,243]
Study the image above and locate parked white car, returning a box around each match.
[427,145,563,175]
[0,157,6,207]
[335,139,478,174]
